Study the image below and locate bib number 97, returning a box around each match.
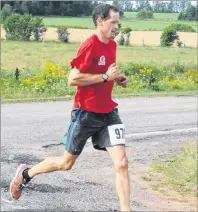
[108,124,126,145]
[115,128,125,139]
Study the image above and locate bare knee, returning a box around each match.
[60,161,73,171]
[59,152,78,171]
[114,156,128,173]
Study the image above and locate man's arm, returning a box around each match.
[68,63,120,87]
[68,68,104,86]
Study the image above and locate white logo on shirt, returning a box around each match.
[98,56,106,65]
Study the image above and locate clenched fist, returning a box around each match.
[106,63,121,81]
[116,75,129,88]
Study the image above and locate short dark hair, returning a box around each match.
[92,4,119,27]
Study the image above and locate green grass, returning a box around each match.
[150,143,198,196]
[2,40,197,101]
[43,12,198,32]
[2,40,197,70]
[124,12,179,20]
[2,91,197,104]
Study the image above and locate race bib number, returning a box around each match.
[108,124,126,145]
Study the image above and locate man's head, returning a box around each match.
[92,4,120,40]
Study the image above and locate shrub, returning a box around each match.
[118,27,132,46]
[3,13,21,40]
[122,27,132,34]
[184,69,198,84]
[167,23,195,33]
[161,23,195,47]
[118,34,125,46]
[20,62,69,92]
[3,13,46,41]
[57,26,70,43]
[17,14,33,41]
[161,26,179,47]
[32,17,47,41]
[136,10,154,20]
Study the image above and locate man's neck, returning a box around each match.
[95,30,109,44]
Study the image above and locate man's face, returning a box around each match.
[98,10,120,39]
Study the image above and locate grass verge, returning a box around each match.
[2,91,197,104]
[148,143,198,198]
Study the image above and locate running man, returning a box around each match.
[10,4,131,211]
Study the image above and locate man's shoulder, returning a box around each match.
[109,39,117,47]
[80,34,97,48]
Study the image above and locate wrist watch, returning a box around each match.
[102,74,109,83]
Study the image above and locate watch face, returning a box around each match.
[103,74,108,80]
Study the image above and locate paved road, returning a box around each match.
[1,96,197,211]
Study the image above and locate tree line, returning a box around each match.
[1,1,197,21]
[0,1,98,16]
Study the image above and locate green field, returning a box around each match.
[2,40,197,70]
[124,12,179,20]
[43,12,197,32]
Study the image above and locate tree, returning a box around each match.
[137,10,154,19]
[1,4,13,21]
[1,1,96,17]
[154,2,168,13]
[178,2,198,21]
[136,0,145,11]
[167,1,174,13]
[144,0,152,11]
[172,0,180,13]
[153,0,160,12]
[179,0,188,12]
[28,1,45,16]
[124,1,133,12]
[185,3,197,20]
[161,27,179,47]
[12,1,21,14]
[112,0,124,17]
[44,2,54,16]
[20,1,29,14]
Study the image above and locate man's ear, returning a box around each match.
[96,17,103,26]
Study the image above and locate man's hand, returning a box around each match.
[106,63,121,81]
[116,75,128,88]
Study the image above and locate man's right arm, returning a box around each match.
[68,68,104,86]
[68,63,120,87]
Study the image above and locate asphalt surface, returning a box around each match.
[1,96,197,211]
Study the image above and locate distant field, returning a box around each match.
[43,12,197,32]
[124,12,179,20]
[2,40,197,70]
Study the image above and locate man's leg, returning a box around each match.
[28,151,78,177]
[10,151,78,200]
[106,145,130,212]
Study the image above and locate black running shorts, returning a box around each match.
[63,107,126,155]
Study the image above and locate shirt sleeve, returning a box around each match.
[70,42,94,73]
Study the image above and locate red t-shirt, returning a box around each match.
[70,34,118,113]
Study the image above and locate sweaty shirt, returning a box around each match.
[70,34,118,113]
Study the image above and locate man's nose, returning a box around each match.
[114,24,119,30]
